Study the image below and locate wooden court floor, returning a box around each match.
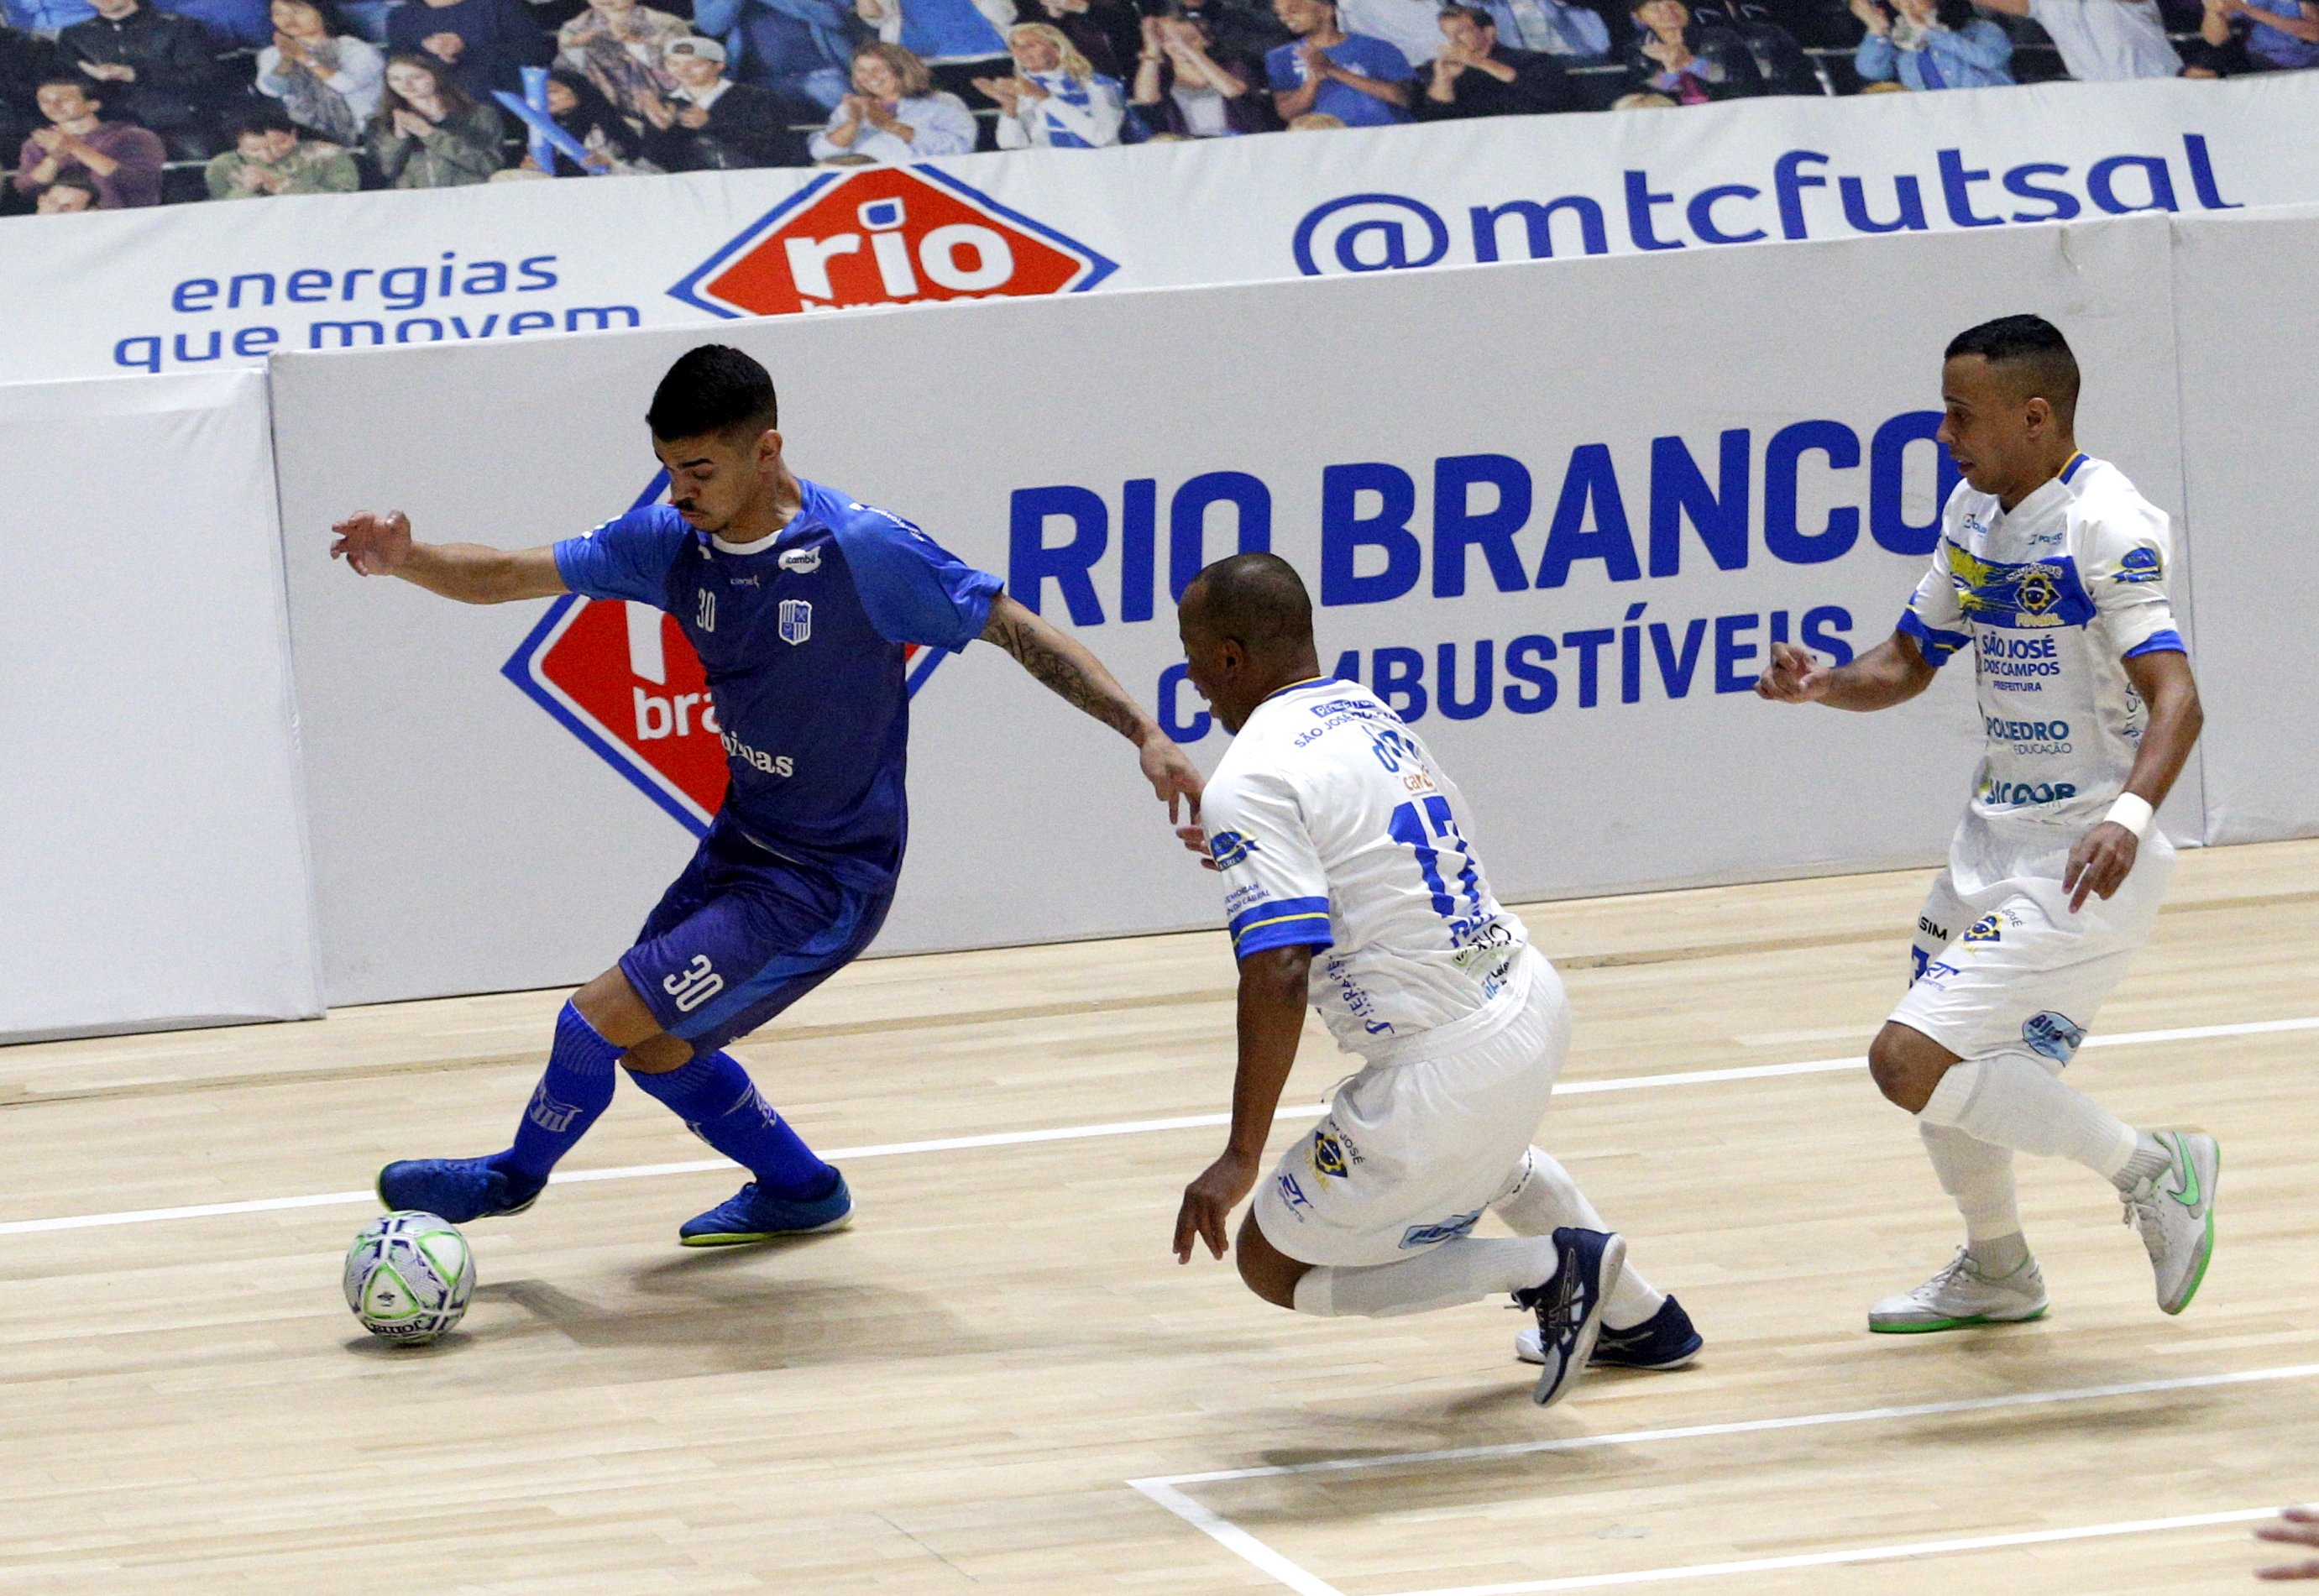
[2,840,2313,1594]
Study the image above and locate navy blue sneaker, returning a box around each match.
[1512,1227,1626,1409]
[1519,1293,1702,1371]
[678,1172,854,1247]
[375,1156,543,1224]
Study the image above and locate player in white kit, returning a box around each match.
[1757,315,2218,1331]
[1168,553,1699,1407]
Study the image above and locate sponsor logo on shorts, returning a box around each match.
[1981,779,2080,808]
[1309,1126,1364,1180]
[663,954,725,1013]
[2023,1010,2085,1064]
[777,599,813,646]
[1400,1209,1483,1250]
[1918,916,1950,943]
[1275,1171,1313,1217]
[1207,829,1258,871]
[1962,914,2004,946]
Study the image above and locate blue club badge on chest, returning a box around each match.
[777,598,813,646]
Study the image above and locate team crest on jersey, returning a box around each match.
[778,599,813,646]
[1207,829,1258,870]
[2016,569,2060,616]
[2023,1010,2086,1064]
[778,546,822,573]
[2115,546,2163,584]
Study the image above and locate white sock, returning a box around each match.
[1918,1051,2139,1181]
[1918,1121,2022,1242]
[1290,1236,1559,1319]
[1490,1148,1666,1332]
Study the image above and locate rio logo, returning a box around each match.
[667,166,1118,318]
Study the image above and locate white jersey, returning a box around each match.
[1900,452,2184,892]
[1200,678,1528,1064]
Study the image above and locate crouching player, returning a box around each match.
[1168,553,1699,1407]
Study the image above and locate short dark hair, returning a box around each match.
[1945,314,2080,421]
[39,74,97,94]
[1437,3,1495,24]
[232,103,298,139]
[646,344,779,442]
[1186,552,1313,654]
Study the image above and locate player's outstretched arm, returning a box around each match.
[1174,945,1311,1264]
[981,591,1203,820]
[1755,632,1937,712]
[330,511,569,605]
[2063,646,2201,912]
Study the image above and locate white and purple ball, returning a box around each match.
[343,1211,474,1346]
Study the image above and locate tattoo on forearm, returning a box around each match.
[984,615,1142,739]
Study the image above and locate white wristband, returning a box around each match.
[2105,793,2155,840]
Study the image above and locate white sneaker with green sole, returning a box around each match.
[2120,1129,2220,1316]
[1868,1248,2048,1334]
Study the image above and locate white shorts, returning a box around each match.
[1251,946,1570,1268]
[1890,838,2173,1065]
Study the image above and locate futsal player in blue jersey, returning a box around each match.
[330,344,1201,1244]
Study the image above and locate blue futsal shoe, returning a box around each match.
[375,1156,544,1224]
[1512,1226,1627,1409]
[678,1172,854,1247]
[1518,1293,1703,1371]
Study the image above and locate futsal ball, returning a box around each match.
[343,1211,474,1346]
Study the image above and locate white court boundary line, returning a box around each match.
[2,1013,2311,1238]
[1128,1363,2319,1596]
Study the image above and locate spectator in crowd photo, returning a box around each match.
[1129,11,1270,133]
[976,19,1126,142]
[367,50,505,181]
[2184,0,2318,71]
[1692,0,1815,92]
[1265,0,1409,124]
[385,0,552,99]
[13,75,164,203]
[1169,0,1290,68]
[854,0,1010,63]
[1030,0,1139,74]
[688,0,856,110]
[5,0,96,35]
[521,64,660,167]
[33,170,96,202]
[256,0,384,142]
[1417,1,1576,113]
[204,100,359,191]
[557,0,687,123]
[1472,0,1610,60]
[58,0,223,155]
[808,37,974,154]
[646,33,804,164]
[1850,0,2013,86]
[0,22,60,158]
[1972,0,2180,76]
[162,0,270,50]
[1624,0,1764,99]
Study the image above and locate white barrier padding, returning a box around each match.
[271,212,2201,1007]
[0,371,322,1042]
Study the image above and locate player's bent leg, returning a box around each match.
[1233,1211,1311,1309]
[376,985,629,1224]
[1867,1022,1960,1114]
[1494,1149,1699,1372]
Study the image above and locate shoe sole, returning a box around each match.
[2159,1136,2220,1316]
[374,1166,539,1222]
[1868,1304,2049,1335]
[678,1209,855,1248]
[1516,1337,1704,1370]
[1535,1233,1626,1408]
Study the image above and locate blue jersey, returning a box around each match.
[554,478,1002,891]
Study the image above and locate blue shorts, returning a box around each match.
[619,816,893,1056]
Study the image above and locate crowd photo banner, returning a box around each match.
[2168,202,2319,845]
[0,370,322,1041]
[270,210,2196,1007]
[0,73,2314,386]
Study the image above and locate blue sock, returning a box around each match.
[492,1002,620,1185]
[629,1051,837,1201]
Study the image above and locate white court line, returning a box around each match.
[3,1013,2310,1239]
[1128,1362,2319,1595]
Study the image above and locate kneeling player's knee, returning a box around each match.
[1868,1025,1945,1115]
